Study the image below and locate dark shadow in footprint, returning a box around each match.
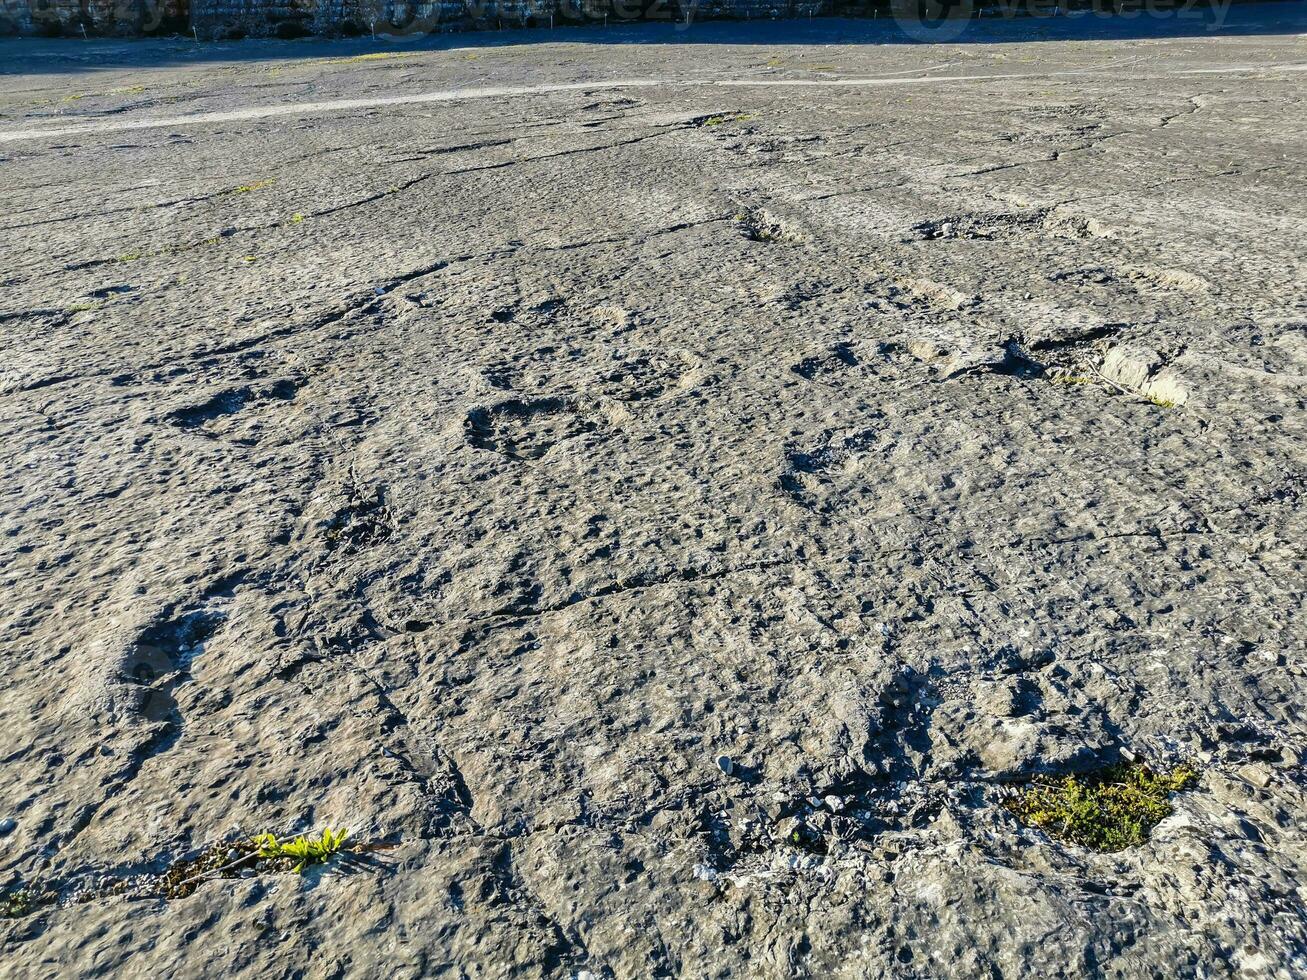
[465,398,599,461]
[600,350,692,402]
[168,388,252,429]
[793,342,859,381]
[121,608,227,756]
[326,484,393,553]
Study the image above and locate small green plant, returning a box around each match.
[1,886,51,919]
[1146,394,1178,409]
[1006,762,1197,852]
[252,827,350,873]
[2,889,32,918]
[1051,374,1097,386]
[736,209,787,244]
[231,179,275,195]
[704,113,753,127]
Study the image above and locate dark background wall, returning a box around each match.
[2,0,831,37]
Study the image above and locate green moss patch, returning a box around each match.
[1005,762,1197,851]
[1,885,54,919]
[703,113,753,127]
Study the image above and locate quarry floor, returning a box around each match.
[1,7,1306,977]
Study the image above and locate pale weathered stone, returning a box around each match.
[1,12,1305,978]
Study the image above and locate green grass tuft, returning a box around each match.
[252,827,350,873]
[1,886,52,919]
[704,113,754,127]
[1,889,34,918]
[229,179,275,195]
[1006,762,1197,851]
[1051,374,1098,386]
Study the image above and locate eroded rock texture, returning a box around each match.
[1,10,1305,977]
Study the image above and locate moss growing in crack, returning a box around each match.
[230,179,275,195]
[1006,762,1197,852]
[2,885,53,919]
[1050,373,1098,386]
[704,113,753,127]
[1,889,33,918]
[90,828,362,903]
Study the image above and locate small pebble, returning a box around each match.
[941,221,956,237]
[0,818,15,836]
[715,754,733,776]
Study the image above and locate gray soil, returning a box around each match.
[1,7,1305,977]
